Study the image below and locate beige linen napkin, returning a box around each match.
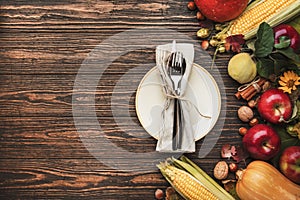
[155,42,195,152]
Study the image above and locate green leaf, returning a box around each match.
[273,59,285,76]
[290,103,298,121]
[256,58,274,79]
[288,101,300,122]
[274,36,291,49]
[270,52,289,60]
[270,53,291,76]
[276,47,300,63]
[254,22,274,58]
[270,53,300,74]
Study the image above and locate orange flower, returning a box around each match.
[278,71,300,94]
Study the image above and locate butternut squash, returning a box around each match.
[236,160,300,200]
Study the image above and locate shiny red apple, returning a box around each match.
[257,88,292,124]
[273,24,300,53]
[194,0,248,22]
[279,146,300,184]
[243,124,281,160]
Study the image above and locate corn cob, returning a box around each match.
[177,157,235,200]
[227,0,300,40]
[158,162,219,200]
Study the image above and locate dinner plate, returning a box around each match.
[135,63,221,141]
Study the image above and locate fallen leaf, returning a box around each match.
[232,146,249,163]
[225,34,245,53]
[221,144,233,159]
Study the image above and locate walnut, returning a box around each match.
[237,106,254,122]
[213,161,228,180]
[249,117,259,126]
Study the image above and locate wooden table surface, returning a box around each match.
[0,1,245,199]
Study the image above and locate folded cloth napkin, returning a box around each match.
[155,42,195,152]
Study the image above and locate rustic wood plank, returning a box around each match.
[0,115,242,159]
[0,156,233,199]
[0,0,246,199]
[0,158,166,199]
[0,89,241,118]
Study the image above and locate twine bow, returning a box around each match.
[162,83,211,119]
[238,76,261,92]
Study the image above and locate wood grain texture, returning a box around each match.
[0,0,245,199]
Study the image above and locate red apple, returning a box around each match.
[194,0,248,22]
[279,146,300,184]
[243,124,281,160]
[273,24,300,53]
[257,88,292,124]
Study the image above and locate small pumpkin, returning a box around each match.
[236,160,300,200]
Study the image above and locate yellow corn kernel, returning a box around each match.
[229,0,296,36]
[165,166,218,200]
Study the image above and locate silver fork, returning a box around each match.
[167,51,186,150]
[169,52,185,95]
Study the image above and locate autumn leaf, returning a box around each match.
[221,144,236,159]
[225,34,245,53]
[232,146,249,163]
[221,144,249,163]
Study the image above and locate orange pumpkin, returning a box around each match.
[236,160,300,200]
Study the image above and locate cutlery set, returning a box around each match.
[167,40,186,151]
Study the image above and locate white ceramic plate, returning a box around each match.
[135,63,221,141]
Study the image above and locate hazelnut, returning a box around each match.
[247,99,257,108]
[262,81,271,92]
[196,11,205,20]
[249,118,259,126]
[187,1,196,10]
[238,106,254,122]
[229,163,238,172]
[238,127,248,136]
[155,189,164,200]
[201,40,209,50]
[214,161,228,180]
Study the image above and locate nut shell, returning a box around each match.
[249,118,259,126]
[196,11,205,20]
[238,127,248,136]
[155,189,164,200]
[187,1,196,10]
[229,163,238,172]
[247,99,257,108]
[214,161,228,180]
[238,106,254,122]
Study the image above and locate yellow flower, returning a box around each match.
[278,71,300,94]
